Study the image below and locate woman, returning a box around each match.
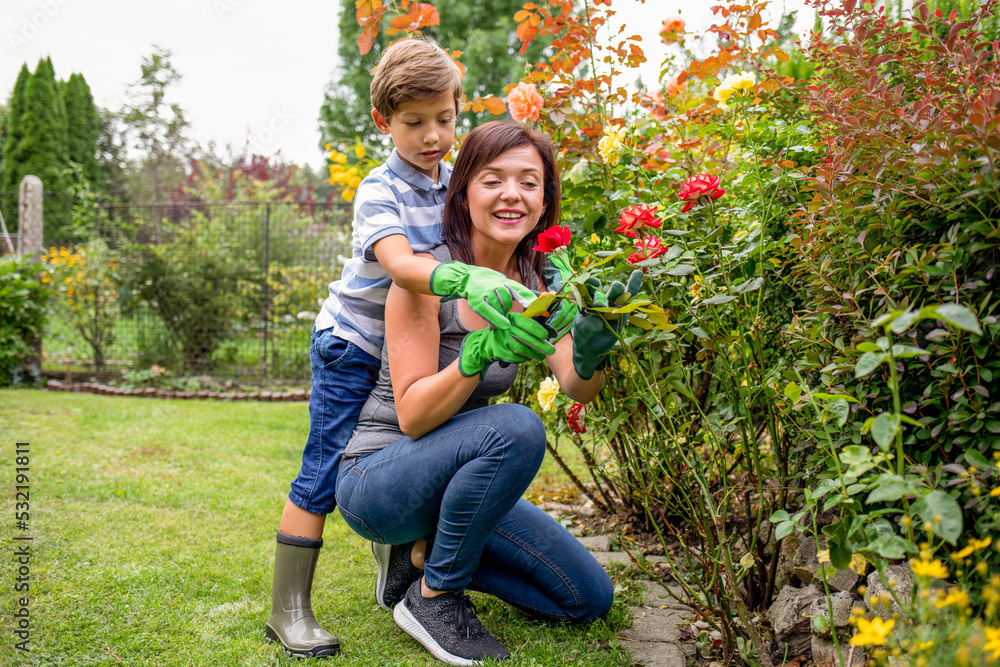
[335,122,624,665]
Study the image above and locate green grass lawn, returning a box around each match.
[0,390,634,666]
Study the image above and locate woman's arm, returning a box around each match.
[384,281,480,440]
[544,329,605,404]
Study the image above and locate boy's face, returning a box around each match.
[371,92,457,182]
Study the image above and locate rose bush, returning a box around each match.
[353,1,1000,663]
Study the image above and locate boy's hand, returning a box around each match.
[430,262,536,330]
[458,314,555,378]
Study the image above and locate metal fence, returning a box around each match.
[41,199,353,380]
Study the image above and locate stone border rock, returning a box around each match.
[575,534,694,667]
[44,380,309,402]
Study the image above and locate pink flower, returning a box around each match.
[533,225,571,253]
[567,403,587,434]
[678,174,725,213]
[614,204,661,238]
[506,82,545,123]
[627,236,668,265]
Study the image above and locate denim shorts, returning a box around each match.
[287,327,379,515]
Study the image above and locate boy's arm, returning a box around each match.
[372,234,537,331]
[371,235,440,294]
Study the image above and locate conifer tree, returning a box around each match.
[61,72,102,190]
[14,58,71,239]
[1,64,30,229]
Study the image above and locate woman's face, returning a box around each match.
[466,144,547,252]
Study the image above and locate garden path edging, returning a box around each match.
[575,535,693,667]
[44,380,310,402]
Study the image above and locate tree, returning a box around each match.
[319,0,550,151]
[61,73,103,192]
[118,46,191,203]
[6,58,72,240]
[1,64,31,229]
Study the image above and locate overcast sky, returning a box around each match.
[1,0,810,171]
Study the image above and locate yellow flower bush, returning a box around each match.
[327,141,379,202]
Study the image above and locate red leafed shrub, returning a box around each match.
[795,0,1000,466]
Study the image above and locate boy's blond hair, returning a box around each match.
[370,38,463,121]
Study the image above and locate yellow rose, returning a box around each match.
[537,376,560,411]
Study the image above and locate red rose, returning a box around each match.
[627,236,668,265]
[614,203,661,238]
[567,403,587,434]
[678,174,725,213]
[533,225,571,253]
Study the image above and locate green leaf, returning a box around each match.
[733,277,764,293]
[840,445,873,466]
[866,474,913,503]
[829,399,850,428]
[964,449,990,470]
[812,615,830,634]
[776,521,797,540]
[829,537,852,571]
[933,303,983,335]
[855,351,887,378]
[916,490,963,545]
[871,311,900,328]
[689,326,708,340]
[889,308,921,334]
[769,510,791,523]
[871,412,900,451]
[667,264,697,276]
[784,382,802,403]
[520,292,558,319]
[865,534,913,559]
[812,393,858,403]
[701,294,738,305]
[890,344,926,358]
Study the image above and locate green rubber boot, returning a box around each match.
[265,532,341,658]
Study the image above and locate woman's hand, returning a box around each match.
[458,314,554,378]
[571,270,642,379]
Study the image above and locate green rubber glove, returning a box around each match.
[571,270,643,380]
[430,262,537,330]
[458,314,555,378]
[542,254,579,341]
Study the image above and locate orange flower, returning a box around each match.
[660,16,685,42]
[664,75,687,97]
[506,82,544,123]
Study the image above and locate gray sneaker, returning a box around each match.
[373,542,423,611]
[393,579,510,665]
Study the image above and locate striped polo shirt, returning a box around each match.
[315,149,451,358]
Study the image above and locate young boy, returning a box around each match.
[264,38,539,658]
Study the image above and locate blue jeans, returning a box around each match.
[336,403,613,623]
[288,328,380,515]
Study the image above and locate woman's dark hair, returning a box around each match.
[443,121,560,288]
